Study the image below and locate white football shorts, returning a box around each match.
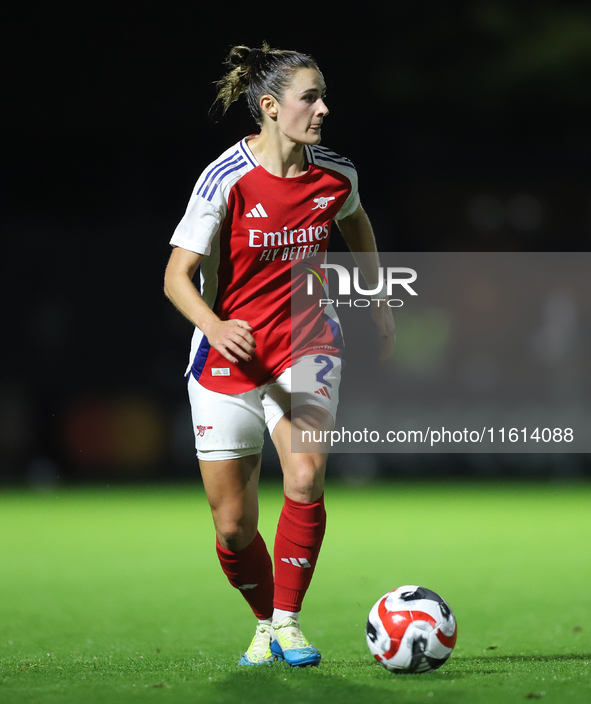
[187,353,341,461]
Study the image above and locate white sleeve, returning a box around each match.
[169,187,227,256]
[335,166,360,220]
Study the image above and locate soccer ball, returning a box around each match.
[366,585,457,673]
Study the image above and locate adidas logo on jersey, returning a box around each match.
[315,386,331,399]
[281,557,312,568]
[245,203,268,218]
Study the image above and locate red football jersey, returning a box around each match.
[170,136,359,393]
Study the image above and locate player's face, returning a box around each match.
[276,68,328,145]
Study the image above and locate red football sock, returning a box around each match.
[215,531,274,620]
[273,493,327,612]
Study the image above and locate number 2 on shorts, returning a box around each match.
[314,355,333,388]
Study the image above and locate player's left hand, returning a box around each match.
[370,302,396,361]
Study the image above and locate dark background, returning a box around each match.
[3,1,591,486]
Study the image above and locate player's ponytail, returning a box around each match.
[211,42,319,125]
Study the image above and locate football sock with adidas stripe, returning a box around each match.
[215,531,274,620]
[273,493,326,612]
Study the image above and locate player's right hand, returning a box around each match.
[204,319,256,365]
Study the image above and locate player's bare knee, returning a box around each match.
[213,512,257,551]
[284,455,326,502]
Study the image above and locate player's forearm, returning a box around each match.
[164,271,220,336]
[336,205,382,287]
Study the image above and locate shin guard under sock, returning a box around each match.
[215,531,274,620]
[273,493,326,612]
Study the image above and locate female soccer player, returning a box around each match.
[164,44,395,667]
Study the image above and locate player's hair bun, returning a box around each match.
[226,45,252,68]
[212,43,269,109]
[225,45,267,73]
[244,48,265,66]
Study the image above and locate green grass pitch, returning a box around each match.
[1,481,590,703]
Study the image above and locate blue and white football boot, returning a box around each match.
[271,617,321,667]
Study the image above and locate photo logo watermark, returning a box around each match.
[305,263,418,307]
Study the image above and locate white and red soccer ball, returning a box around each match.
[366,585,457,673]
